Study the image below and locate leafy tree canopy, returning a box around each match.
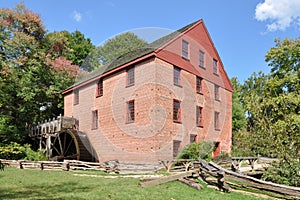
[44,30,95,69]
[96,32,147,66]
[231,77,247,132]
[0,4,82,145]
[0,4,147,145]
[232,38,300,186]
[71,32,147,72]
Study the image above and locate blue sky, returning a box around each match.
[1,0,299,81]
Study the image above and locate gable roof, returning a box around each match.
[63,21,198,93]
[63,19,233,94]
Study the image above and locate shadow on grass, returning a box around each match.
[0,181,93,200]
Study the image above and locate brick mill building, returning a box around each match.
[62,19,233,162]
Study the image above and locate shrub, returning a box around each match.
[23,144,47,161]
[262,158,300,187]
[178,141,215,161]
[0,142,46,161]
[0,142,26,160]
[213,151,231,162]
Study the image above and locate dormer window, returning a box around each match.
[182,40,189,59]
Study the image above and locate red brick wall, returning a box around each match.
[63,21,232,162]
[63,56,232,162]
[64,93,73,117]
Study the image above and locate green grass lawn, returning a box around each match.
[0,167,264,200]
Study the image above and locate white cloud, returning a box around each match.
[72,11,82,22]
[255,0,300,31]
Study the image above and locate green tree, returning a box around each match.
[96,32,147,66]
[44,30,95,70]
[262,39,300,184]
[237,38,300,186]
[231,77,247,132]
[77,32,148,72]
[0,4,79,145]
[230,77,250,156]
[0,4,48,144]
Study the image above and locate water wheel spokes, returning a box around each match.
[51,131,79,161]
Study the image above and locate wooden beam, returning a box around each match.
[140,171,196,187]
[178,178,203,190]
[209,161,300,197]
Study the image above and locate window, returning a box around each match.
[196,106,203,127]
[182,40,189,59]
[173,140,181,158]
[213,59,218,74]
[75,119,79,130]
[173,99,181,122]
[214,85,220,101]
[199,50,205,68]
[74,89,79,105]
[126,100,135,123]
[196,76,202,93]
[126,67,135,86]
[173,66,181,86]
[213,142,221,157]
[97,78,103,97]
[190,135,197,143]
[214,111,220,130]
[92,110,98,129]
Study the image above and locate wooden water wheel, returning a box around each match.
[29,116,97,162]
[50,129,97,162]
[51,130,79,161]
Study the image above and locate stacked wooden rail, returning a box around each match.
[160,159,195,172]
[141,159,300,199]
[208,161,300,199]
[0,159,118,173]
[0,159,163,174]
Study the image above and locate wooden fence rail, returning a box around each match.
[0,159,114,173]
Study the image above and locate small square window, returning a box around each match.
[214,111,220,130]
[97,78,103,97]
[173,99,181,122]
[182,40,189,59]
[199,50,205,68]
[92,110,98,130]
[196,106,203,127]
[214,85,220,101]
[126,67,135,86]
[213,59,218,74]
[126,100,135,123]
[196,76,203,94]
[173,66,181,86]
[74,89,79,105]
